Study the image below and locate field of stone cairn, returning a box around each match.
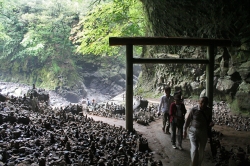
[0,96,162,166]
[85,99,250,165]
[1,81,249,165]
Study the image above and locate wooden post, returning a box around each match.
[126,45,134,132]
[206,45,215,109]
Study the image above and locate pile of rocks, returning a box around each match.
[212,101,250,132]
[83,101,160,126]
[208,129,250,165]
[0,97,162,166]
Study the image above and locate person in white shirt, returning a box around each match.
[158,87,174,134]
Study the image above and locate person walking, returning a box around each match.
[87,98,91,106]
[158,86,174,134]
[183,96,214,166]
[169,94,187,150]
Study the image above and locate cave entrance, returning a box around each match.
[109,37,231,132]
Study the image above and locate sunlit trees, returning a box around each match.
[70,0,145,56]
[0,0,86,87]
[0,0,146,88]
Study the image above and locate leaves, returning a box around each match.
[0,0,145,88]
[71,0,145,56]
[0,0,86,89]
[0,23,10,40]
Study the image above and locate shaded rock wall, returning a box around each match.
[136,46,250,113]
[137,0,250,113]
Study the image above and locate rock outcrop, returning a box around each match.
[136,46,250,114]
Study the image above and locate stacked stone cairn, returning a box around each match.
[213,101,250,132]
[205,99,250,165]
[0,96,162,166]
[83,100,160,126]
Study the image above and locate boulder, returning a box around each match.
[27,89,50,103]
[64,92,79,103]
[112,107,125,115]
[236,50,250,61]
[214,67,221,76]
[37,92,49,103]
[200,89,206,97]
[215,54,223,65]
[216,78,238,93]
[190,81,200,91]
[238,81,250,92]
[133,100,148,111]
[235,91,250,111]
[190,81,203,95]
[238,61,250,80]
[227,66,237,76]
[227,66,242,82]
[219,58,229,77]
[175,82,188,98]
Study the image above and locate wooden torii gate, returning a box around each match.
[109,37,231,132]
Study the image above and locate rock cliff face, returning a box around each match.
[136,46,250,113]
[51,61,141,103]
[0,58,141,104]
[137,0,250,113]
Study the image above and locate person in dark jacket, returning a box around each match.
[169,94,187,150]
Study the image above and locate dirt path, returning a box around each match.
[86,113,250,166]
[87,94,250,166]
[86,114,206,166]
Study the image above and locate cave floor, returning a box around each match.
[87,113,250,166]
[86,94,250,166]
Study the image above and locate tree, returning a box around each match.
[0,0,146,90]
[0,0,86,88]
[70,0,145,56]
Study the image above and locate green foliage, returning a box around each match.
[0,0,145,89]
[0,1,23,59]
[0,0,84,61]
[71,0,145,56]
[0,0,80,89]
[52,61,60,74]
[0,23,10,40]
